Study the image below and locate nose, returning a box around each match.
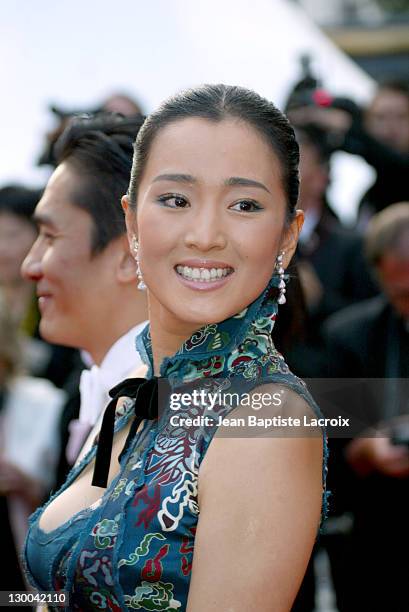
[21,245,43,282]
[184,202,227,252]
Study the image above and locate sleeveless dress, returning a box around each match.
[24,273,329,611]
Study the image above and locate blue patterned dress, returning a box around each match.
[24,274,329,611]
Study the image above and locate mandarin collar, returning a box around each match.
[135,271,286,382]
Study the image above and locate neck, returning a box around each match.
[86,289,148,366]
[148,298,202,376]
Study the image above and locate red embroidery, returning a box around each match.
[132,483,161,528]
[180,527,196,576]
[142,544,169,581]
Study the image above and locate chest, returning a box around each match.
[38,419,133,534]
[39,424,201,609]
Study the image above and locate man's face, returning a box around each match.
[366,89,409,154]
[21,163,117,349]
[298,142,329,212]
[377,240,409,320]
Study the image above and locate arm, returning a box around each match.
[342,121,409,174]
[289,104,409,173]
[186,387,323,612]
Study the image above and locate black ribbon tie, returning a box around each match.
[91,377,159,488]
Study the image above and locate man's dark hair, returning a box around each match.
[0,185,43,226]
[54,112,144,254]
[128,84,300,224]
[294,125,333,165]
[365,202,409,266]
[377,78,409,100]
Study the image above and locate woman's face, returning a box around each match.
[0,212,37,285]
[125,117,302,330]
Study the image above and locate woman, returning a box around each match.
[0,296,65,592]
[24,84,328,611]
[0,184,79,388]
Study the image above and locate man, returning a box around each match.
[22,113,148,485]
[285,126,376,378]
[288,78,409,222]
[323,202,409,612]
[0,184,78,386]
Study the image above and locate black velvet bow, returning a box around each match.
[91,377,159,488]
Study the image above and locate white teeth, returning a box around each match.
[175,265,233,282]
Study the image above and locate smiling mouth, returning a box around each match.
[175,265,234,282]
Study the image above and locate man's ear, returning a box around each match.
[121,195,138,245]
[116,234,137,284]
[279,210,304,268]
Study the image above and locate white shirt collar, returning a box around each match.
[78,321,148,426]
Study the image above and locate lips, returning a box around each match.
[36,288,54,312]
[174,259,234,290]
[175,259,234,269]
[36,289,53,300]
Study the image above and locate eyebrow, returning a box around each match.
[152,173,271,194]
[152,173,196,184]
[32,213,58,229]
[225,176,271,194]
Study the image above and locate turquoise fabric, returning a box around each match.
[24,272,329,611]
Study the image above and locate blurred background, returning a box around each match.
[1,1,408,610]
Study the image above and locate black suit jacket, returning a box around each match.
[322,296,409,522]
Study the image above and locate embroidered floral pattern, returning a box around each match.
[24,271,328,610]
[91,514,121,549]
[124,581,182,610]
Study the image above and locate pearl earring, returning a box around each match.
[275,250,286,305]
[131,235,146,291]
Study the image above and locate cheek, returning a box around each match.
[42,246,82,289]
[41,249,63,282]
[139,210,179,262]
[240,222,280,271]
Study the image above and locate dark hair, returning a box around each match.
[0,185,43,226]
[377,78,409,101]
[365,202,409,266]
[294,125,333,165]
[54,112,144,254]
[128,84,299,222]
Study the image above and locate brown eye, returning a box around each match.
[230,200,262,212]
[157,194,189,208]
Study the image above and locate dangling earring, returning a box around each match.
[131,235,146,291]
[275,250,286,305]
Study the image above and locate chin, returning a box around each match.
[175,303,246,328]
[39,319,72,347]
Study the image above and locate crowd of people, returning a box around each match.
[0,75,408,611]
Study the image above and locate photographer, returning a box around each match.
[284,125,376,378]
[287,71,409,226]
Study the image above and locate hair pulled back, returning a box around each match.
[128,84,299,221]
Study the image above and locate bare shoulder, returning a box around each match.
[246,380,322,423]
[198,380,324,498]
[187,382,323,611]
